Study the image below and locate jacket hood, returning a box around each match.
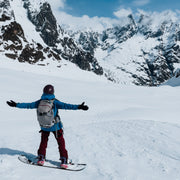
[41,93,55,100]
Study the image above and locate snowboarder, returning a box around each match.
[6,84,89,169]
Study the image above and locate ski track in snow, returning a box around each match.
[0,64,180,180]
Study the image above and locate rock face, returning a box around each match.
[23,1,58,47]
[0,0,61,65]
[22,0,103,75]
[0,0,103,75]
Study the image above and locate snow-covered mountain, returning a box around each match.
[67,11,180,86]
[0,0,103,75]
[1,0,180,86]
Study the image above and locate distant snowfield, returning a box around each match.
[0,60,180,180]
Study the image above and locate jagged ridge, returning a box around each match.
[1,0,180,86]
[22,0,103,75]
[68,12,180,86]
[0,0,103,75]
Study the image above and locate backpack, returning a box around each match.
[37,99,56,128]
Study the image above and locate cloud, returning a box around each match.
[53,11,119,32]
[48,0,119,32]
[113,8,132,18]
[133,0,150,6]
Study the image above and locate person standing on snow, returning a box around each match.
[6,84,89,169]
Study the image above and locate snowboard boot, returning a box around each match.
[37,155,45,166]
[60,157,68,169]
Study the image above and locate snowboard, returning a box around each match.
[18,154,86,171]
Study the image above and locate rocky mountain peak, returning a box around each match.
[21,0,103,75]
[0,0,103,75]
[1,1,180,86]
[68,11,180,86]
[0,0,61,64]
[23,0,59,47]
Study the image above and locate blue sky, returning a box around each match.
[49,0,180,31]
[58,0,180,18]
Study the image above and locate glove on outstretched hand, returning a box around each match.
[6,100,17,107]
[78,102,89,111]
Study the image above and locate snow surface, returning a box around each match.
[0,57,180,180]
[94,34,159,84]
[10,0,46,45]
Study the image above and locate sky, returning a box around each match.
[48,0,180,31]
[50,0,180,18]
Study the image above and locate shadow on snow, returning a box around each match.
[0,147,60,166]
[0,148,36,158]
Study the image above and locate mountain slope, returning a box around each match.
[68,11,180,86]
[0,63,180,180]
[0,0,103,75]
[21,0,103,75]
[1,0,180,86]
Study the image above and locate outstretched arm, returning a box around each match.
[6,100,39,109]
[55,100,89,111]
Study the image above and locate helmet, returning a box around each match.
[43,84,54,94]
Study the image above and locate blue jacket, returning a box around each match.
[16,93,79,131]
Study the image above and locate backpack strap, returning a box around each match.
[53,98,60,138]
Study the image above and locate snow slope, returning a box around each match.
[10,0,45,44]
[0,60,180,180]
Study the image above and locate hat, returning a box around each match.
[43,84,54,94]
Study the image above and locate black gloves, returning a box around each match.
[7,100,17,107]
[78,102,89,111]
